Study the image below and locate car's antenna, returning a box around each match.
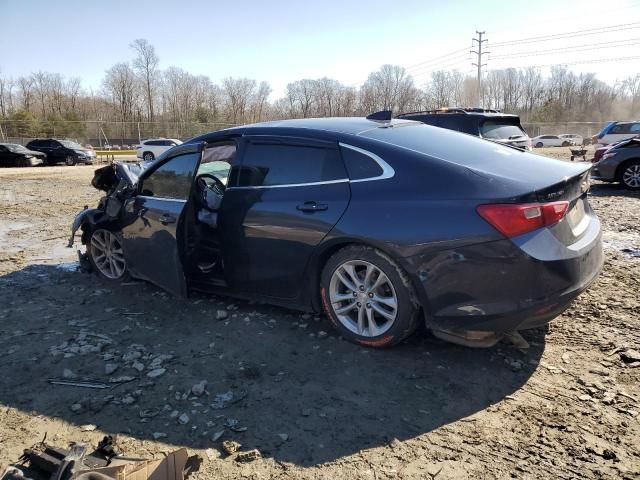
[366,110,393,125]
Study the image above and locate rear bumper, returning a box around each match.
[406,221,603,335]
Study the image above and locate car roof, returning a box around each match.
[222,117,420,136]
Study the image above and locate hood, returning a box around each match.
[24,149,45,157]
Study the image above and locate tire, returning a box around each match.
[320,245,419,348]
[143,152,154,162]
[65,155,76,166]
[535,142,543,148]
[562,141,570,147]
[618,160,640,191]
[87,228,129,282]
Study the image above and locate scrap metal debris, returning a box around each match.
[13,436,197,480]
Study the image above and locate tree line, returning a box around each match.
[0,39,638,141]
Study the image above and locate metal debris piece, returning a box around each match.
[221,440,241,455]
[235,449,261,463]
[48,379,110,389]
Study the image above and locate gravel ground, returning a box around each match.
[0,148,638,479]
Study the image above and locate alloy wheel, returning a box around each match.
[622,164,640,189]
[143,152,153,162]
[329,260,398,337]
[90,230,126,279]
[65,156,76,166]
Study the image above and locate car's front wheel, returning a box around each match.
[88,229,129,281]
[65,155,76,166]
[143,152,154,162]
[320,245,419,348]
[619,160,640,190]
[562,141,570,147]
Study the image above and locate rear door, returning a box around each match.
[121,142,204,296]
[219,136,351,299]
[603,123,634,144]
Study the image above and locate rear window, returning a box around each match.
[340,146,383,180]
[480,121,526,140]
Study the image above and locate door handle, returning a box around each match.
[296,201,328,212]
[159,213,177,225]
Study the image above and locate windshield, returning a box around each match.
[480,121,526,140]
[5,144,30,153]
[60,140,83,149]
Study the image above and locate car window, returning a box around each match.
[480,121,525,139]
[340,146,383,180]
[197,143,236,185]
[140,152,199,199]
[0,146,6,152]
[237,143,346,187]
[610,124,631,134]
[631,123,640,133]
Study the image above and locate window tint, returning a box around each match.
[237,143,346,187]
[340,146,383,180]
[140,152,199,199]
[631,123,640,133]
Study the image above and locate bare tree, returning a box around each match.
[131,39,159,122]
[103,63,138,122]
[362,65,416,113]
[623,74,640,117]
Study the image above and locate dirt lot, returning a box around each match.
[0,147,638,479]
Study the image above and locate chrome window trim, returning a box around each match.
[227,178,350,190]
[137,195,187,203]
[338,142,395,183]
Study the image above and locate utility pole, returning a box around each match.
[471,31,488,108]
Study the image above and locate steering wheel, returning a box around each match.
[196,174,225,208]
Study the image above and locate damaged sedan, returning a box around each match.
[70,116,603,348]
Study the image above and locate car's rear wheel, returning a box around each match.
[619,160,640,190]
[320,245,419,348]
[143,152,154,162]
[88,229,129,281]
[535,142,543,148]
[65,155,76,166]
[562,141,570,147]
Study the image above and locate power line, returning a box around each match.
[489,55,640,69]
[490,22,640,47]
[404,48,470,71]
[490,38,640,60]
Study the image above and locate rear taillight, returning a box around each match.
[477,201,569,238]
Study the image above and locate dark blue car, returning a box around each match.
[71,117,603,348]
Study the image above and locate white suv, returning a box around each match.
[136,138,183,162]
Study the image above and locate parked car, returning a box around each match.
[592,137,640,190]
[396,108,532,150]
[0,143,46,167]
[591,121,640,147]
[136,138,183,162]
[531,135,574,148]
[25,138,95,165]
[70,116,602,349]
[559,134,583,146]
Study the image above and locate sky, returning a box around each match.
[1,0,639,98]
